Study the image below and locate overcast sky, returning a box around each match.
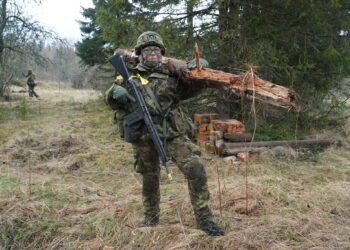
[27,0,94,43]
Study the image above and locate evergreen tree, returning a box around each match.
[77,0,350,124]
[216,0,350,103]
[94,0,149,48]
[75,6,107,66]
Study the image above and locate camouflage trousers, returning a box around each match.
[28,85,39,98]
[132,135,212,224]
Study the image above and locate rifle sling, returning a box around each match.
[143,85,172,140]
[144,85,163,114]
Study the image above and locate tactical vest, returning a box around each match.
[118,65,193,142]
[27,74,35,86]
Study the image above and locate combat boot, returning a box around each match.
[198,220,224,236]
[137,216,159,227]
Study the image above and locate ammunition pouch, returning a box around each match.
[123,109,144,143]
[106,94,120,110]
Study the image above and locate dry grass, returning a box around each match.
[0,83,350,249]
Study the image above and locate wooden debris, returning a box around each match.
[236,151,259,161]
[223,139,341,156]
[194,113,218,147]
[224,132,253,142]
[194,113,246,155]
[225,147,268,155]
[237,152,250,162]
[211,119,245,134]
[114,48,298,110]
[194,113,219,124]
[194,42,202,71]
[192,112,341,157]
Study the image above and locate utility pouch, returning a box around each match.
[123,109,144,143]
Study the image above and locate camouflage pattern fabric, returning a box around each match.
[25,73,35,86]
[166,136,212,222]
[135,31,165,55]
[133,135,212,223]
[105,65,214,224]
[23,72,38,98]
[28,85,39,98]
[110,65,198,140]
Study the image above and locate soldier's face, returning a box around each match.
[141,46,162,68]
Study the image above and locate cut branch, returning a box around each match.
[115,49,298,110]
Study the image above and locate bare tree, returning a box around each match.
[0,0,61,97]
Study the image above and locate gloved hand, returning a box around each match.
[187,58,209,69]
[112,85,135,104]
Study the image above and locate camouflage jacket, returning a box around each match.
[24,73,36,86]
[106,64,200,141]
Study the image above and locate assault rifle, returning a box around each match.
[109,54,172,180]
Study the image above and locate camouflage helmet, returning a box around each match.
[135,31,165,55]
[28,70,32,74]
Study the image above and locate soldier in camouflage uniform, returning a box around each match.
[106,31,224,236]
[23,70,39,98]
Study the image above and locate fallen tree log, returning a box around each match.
[222,139,341,155]
[115,49,298,110]
[223,133,253,142]
[225,147,268,155]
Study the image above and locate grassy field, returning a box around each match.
[0,84,350,249]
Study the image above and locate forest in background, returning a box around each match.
[0,0,91,93]
[1,0,350,134]
[16,42,86,88]
[75,0,350,133]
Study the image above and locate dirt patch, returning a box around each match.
[213,183,277,217]
[40,135,87,160]
[1,138,42,156]
[223,196,265,215]
[1,135,88,167]
[66,161,84,171]
[15,137,42,148]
